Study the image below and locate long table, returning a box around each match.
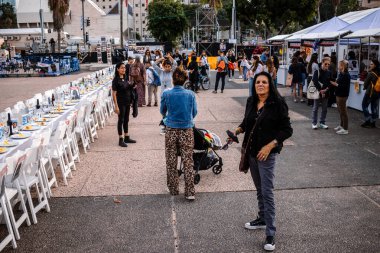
[0,79,112,164]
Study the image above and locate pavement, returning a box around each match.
[1,71,380,253]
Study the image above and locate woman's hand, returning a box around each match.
[330,81,338,87]
[235,127,243,135]
[257,142,275,161]
[114,107,120,115]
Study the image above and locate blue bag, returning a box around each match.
[151,69,161,86]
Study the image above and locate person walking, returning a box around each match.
[330,60,351,134]
[145,61,159,107]
[234,71,292,252]
[361,59,380,128]
[311,57,332,130]
[143,49,152,64]
[160,67,198,200]
[248,55,264,96]
[129,56,146,107]
[288,57,304,102]
[213,50,228,93]
[112,62,137,147]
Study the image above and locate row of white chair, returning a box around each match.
[0,85,114,250]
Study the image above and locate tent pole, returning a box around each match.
[368,36,370,63]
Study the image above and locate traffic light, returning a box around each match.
[86,18,90,27]
[85,32,89,43]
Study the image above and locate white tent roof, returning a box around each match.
[339,7,380,24]
[267,34,291,41]
[340,9,380,32]
[286,31,349,41]
[308,16,349,33]
[343,28,380,38]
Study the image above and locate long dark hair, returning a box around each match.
[114,62,125,79]
[307,53,318,74]
[372,59,380,72]
[251,71,283,103]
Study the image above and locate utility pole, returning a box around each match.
[81,0,85,45]
[39,0,44,45]
[231,0,235,40]
[120,0,124,48]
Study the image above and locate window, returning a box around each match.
[142,13,145,16]
[143,28,146,32]
[103,6,105,9]
[142,21,145,24]
[136,28,139,31]
[142,4,145,7]
[136,13,138,16]
[135,4,138,7]
[109,5,112,8]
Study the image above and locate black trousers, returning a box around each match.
[215,72,226,91]
[117,103,131,135]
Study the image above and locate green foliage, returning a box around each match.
[320,0,359,21]
[147,0,187,43]
[236,0,318,35]
[0,3,17,29]
[182,4,199,27]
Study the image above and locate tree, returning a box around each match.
[332,0,341,16]
[48,0,69,52]
[319,0,359,22]
[147,0,187,44]
[235,0,318,36]
[0,3,17,29]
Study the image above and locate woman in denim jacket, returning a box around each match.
[160,68,198,201]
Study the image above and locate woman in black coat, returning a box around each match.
[234,71,293,251]
[188,55,199,92]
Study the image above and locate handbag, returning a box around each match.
[286,73,293,87]
[307,70,320,100]
[239,111,262,173]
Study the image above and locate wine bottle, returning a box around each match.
[36,99,40,110]
[52,94,55,106]
[7,113,13,136]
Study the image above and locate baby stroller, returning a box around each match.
[178,128,237,184]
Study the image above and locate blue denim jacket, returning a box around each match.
[160,86,197,129]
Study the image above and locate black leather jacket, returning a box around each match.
[239,96,293,156]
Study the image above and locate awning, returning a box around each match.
[267,34,291,41]
[343,28,380,38]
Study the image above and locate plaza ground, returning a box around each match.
[0,71,379,252]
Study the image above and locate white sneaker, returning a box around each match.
[331,103,337,108]
[185,196,195,201]
[239,75,242,79]
[312,124,318,129]
[334,126,343,131]
[160,126,166,135]
[336,129,349,135]
[228,78,232,81]
[319,123,329,129]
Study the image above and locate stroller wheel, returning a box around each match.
[194,174,201,185]
[212,165,223,175]
[178,169,182,177]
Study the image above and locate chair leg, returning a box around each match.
[16,182,31,226]
[25,187,37,224]
[0,197,17,249]
[5,195,20,240]
[38,172,50,213]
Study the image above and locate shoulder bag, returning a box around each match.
[307,70,321,100]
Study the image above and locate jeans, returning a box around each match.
[214,72,226,91]
[336,96,348,130]
[249,153,277,237]
[362,93,380,122]
[312,96,328,125]
[248,77,254,97]
[117,104,130,135]
[243,66,248,81]
[228,68,235,78]
[147,84,158,104]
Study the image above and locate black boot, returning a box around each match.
[119,138,128,147]
[124,136,137,143]
[361,120,371,128]
[370,121,376,128]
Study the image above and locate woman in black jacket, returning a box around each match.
[234,71,293,252]
[112,62,136,147]
[330,60,351,134]
[361,59,380,128]
[288,57,304,103]
[188,55,199,92]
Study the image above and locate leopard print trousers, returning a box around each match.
[165,127,195,197]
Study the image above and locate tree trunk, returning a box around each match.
[57,29,61,53]
[278,21,290,35]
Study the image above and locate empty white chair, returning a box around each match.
[6,145,50,224]
[39,128,58,198]
[0,164,17,250]
[84,100,98,143]
[49,122,72,186]
[3,155,31,241]
[75,105,91,153]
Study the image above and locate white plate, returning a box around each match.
[20,125,41,131]
[43,114,60,118]
[10,133,31,139]
[0,147,8,154]
[0,140,18,147]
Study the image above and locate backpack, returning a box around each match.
[130,63,141,79]
[217,57,227,72]
[372,72,380,93]
[150,68,161,86]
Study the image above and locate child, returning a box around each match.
[145,61,158,107]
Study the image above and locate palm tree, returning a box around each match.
[48,0,69,52]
